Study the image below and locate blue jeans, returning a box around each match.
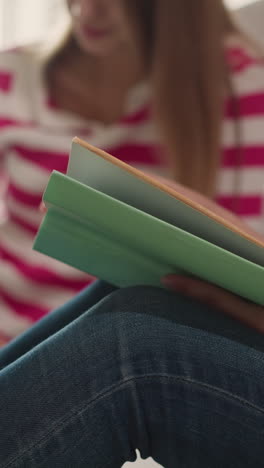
[0,281,264,467]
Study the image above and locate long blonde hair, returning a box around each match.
[124,0,238,196]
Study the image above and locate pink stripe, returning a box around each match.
[13,145,69,173]
[0,332,12,346]
[120,107,152,125]
[13,143,162,171]
[0,118,18,128]
[222,146,264,167]
[0,117,32,129]
[0,244,92,290]
[226,47,263,73]
[225,93,264,118]
[0,331,12,341]
[0,71,13,92]
[9,213,38,235]
[110,144,164,166]
[7,183,42,208]
[0,290,49,321]
[46,96,59,109]
[71,128,92,138]
[217,195,263,216]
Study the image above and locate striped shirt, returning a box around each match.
[0,41,263,345]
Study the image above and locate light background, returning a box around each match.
[0,0,261,49]
[0,0,262,467]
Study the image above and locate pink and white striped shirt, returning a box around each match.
[0,41,263,346]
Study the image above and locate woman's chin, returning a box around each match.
[76,34,121,57]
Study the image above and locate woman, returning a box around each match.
[0,0,168,345]
[0,0,264,466]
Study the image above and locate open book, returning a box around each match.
[34,137,264,305]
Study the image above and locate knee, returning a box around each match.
[95,285,240,347]
[100,285,205,327]
[89,286,180,366]
[86,285,193,355]
[88,285,178,344]
[104,285,181,317]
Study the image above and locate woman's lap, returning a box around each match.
[1,284,264,467]
[0,281,117,370]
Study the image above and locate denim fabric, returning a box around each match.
[1,282,264,467]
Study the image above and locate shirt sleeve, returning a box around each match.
[220,45,264,234]
[0,49,35,162]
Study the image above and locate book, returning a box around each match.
[34,137,264,305]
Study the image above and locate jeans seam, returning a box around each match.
[4,373,264,467]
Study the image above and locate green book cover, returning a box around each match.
[34,137,264,305]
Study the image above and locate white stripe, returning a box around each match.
[6,151,50,193]
[0,95,33,121]
[0,126,73,152]
[217,167,264,195]
[0,199,6,223]
[0,222,91,279]
[232,65,264,97]
[0,50,21,69]
[222,116,264,147]
[0,54,36,121]
[0,262,76,309]
[242,216,264,235]
[7,196,43,226]
[87,122,159,149]
[0,299,32,337]
[0,120,159,151]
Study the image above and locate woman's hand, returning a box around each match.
[162,275,264,333]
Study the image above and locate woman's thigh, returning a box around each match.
[0,281,116,370]
[1,286,264,468]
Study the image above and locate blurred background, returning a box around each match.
[0,0,263,50]
[0,1,262,467]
